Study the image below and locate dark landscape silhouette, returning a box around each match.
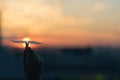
[1,44,120,80]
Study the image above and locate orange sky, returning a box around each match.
[1,0,120,48]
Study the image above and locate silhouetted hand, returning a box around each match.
[25,42,29,48]
[23,46,43,80]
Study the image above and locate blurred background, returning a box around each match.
[0,0,120,80]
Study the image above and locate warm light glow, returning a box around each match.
[22,37,31,47]
[2,0,120,48]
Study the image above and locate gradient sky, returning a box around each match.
[0,0,120,48]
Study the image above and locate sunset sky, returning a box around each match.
[0,0,120,48]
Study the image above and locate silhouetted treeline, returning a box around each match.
[60,47,92,55]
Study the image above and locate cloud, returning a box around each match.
[93,2,109,11]
[2,0,93,37]
[58,0,64,5]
